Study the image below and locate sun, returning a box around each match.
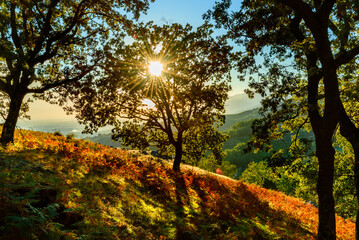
[149,61,163,76]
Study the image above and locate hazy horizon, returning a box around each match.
[17,92,260,136]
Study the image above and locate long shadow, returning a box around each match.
[189,172,317,239]
[1,148,322,239]
[0,149,85,239]
[170,170,195,240]
[135,159,194,239]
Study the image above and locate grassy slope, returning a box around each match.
[0,130,354,240]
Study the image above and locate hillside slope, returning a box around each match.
[0,130,354,239]
[85,108,261,147]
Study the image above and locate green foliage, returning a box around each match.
[112,121,150,151]
[223,118,253,149]
[197,155,237,178]
[333,134,358,220]
[240,161,277,189]
[207,1,359,237]
[184,123,229,165]
[240,158,318,204]
[0,0,154,144]
[240,146,358,221]
[74,22,232,170]
[220,111,315,175]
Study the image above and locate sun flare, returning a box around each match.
[149,61,163,76]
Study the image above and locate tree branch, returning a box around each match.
[10,3,24,60]
[276,0,313,20]
[289,15,305,42]
[306,51,322,126]
[334,45,359,68]
[27,66,94,94]
[318,0,335,18]
[0,78,8,93]
[31,0,60,59]
[287,116,309,150]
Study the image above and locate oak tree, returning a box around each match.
[0,0,153,145]
[207,0,359,238]
[71,22,232,171]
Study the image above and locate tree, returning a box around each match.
[0,0,154,146]
[70,22,232,171]
[206,0,359,239]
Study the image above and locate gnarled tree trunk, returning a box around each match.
[173,141,183,172]
[0,93,25,146]
[315,134,336,239]
[307,53,339,239]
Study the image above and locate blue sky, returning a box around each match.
[139,0,247,94]
[140,0,242,28]
[20,0,249,131]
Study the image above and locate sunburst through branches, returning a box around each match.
[149,61,163,76]
[116,25,190,102]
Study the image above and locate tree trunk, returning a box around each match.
[173,142,183,172]
[316,136,336,240]
[306,61,338,240]
[0,94,25,146]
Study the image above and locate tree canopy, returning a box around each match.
[71,22,232,171]
[206,0,359,239]
[0,0,154,145]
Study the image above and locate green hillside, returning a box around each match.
[83,108,314,176]
[217,109,315,174]
[219,108,260,132]
[85,109,261,148]
[0,129,354,239]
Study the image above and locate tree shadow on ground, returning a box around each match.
[1,148,319,239]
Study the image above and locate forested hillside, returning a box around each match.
[0,129,354,239]
[84,108,314,175]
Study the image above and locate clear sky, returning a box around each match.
[20,0,247,131]
[140,0,242,28]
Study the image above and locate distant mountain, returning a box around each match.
[83,108,261,148]
[219,108,260,132]
[18,120,84,135]
[225,93,261,115]
[16,93,262,144]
